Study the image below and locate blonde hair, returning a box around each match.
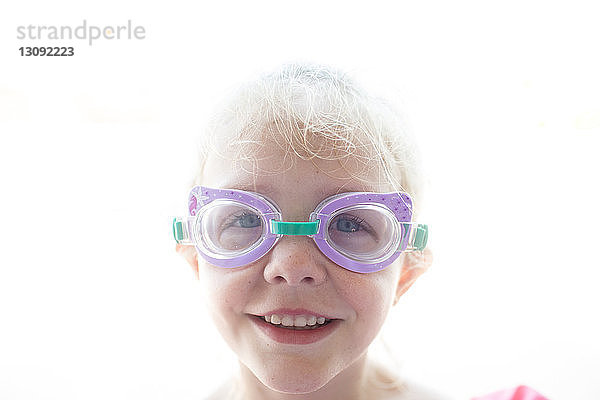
[192,62,425,218]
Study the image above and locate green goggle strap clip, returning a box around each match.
[413,224,428,251]
[402,223,428,251]
[172,217,193,244]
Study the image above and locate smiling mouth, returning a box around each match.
[251,315,335,330]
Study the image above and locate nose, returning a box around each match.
[263,236,327,286]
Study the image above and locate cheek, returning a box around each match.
[338,271,397,328]
[198,262,258,320]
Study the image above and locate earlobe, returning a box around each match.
[175,244,200,280]
[393,247,433,306]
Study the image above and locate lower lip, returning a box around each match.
[249,315,341,345]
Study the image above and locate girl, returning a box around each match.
[174,63,442,399]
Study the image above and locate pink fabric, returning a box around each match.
[471,385,549,400]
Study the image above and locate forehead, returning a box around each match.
[201,143,392,200]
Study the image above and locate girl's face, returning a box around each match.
[178,144,431,394]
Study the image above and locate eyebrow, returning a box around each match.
[223,182,378,197]
[226,182,276,194]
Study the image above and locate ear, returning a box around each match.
[393,247,433,306]
[175,244,199,280]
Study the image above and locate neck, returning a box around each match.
[230,352,378,400]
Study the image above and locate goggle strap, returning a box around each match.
[172,217,194,245]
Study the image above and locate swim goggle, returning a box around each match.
[172,186,428,274]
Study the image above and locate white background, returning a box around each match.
[1,1,599,399]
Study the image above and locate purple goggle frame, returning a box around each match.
[173,186,428,274]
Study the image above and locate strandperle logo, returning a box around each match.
[16,20,146,46]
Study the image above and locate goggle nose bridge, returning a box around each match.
[269,220,321,236]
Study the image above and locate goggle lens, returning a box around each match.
[326,205,398,261]
[197,201,264,255]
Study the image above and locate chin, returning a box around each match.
[261,373,330,394]
[251,358,336,394]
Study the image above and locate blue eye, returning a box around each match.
[335,215,365,233]
[231,212,261,228]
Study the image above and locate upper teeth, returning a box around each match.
[263,314,328,327]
